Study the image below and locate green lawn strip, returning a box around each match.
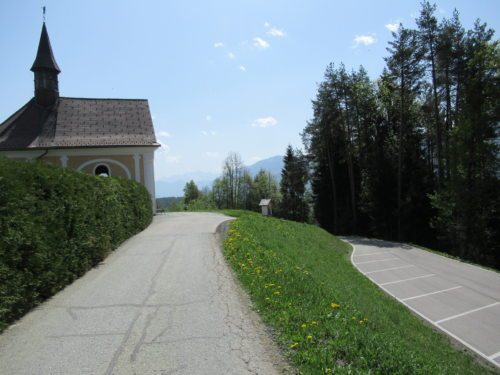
[222,213,493,374]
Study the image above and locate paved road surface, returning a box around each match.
[0,213,287,375]
[344,237,500,369]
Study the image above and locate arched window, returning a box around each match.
[94,164,110,177]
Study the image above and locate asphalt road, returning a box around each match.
[0,212,288,375]
[345,237,500,369]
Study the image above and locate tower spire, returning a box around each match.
[31,20,60,106]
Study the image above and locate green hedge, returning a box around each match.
[0,158,153,331]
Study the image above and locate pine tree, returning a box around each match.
[280,146,309,222]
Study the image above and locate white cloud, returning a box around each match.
[166,156,180,163]
[264,22,286,37]
[385,22,400,32]
[214,42,224,48]
[253,37,270,49]
[202,130,217,136]
[206,151,219,158]
[251,116,278,128]
[157,140,169,151]
[267,28,286,37]
[353,34,376,48]
[239,65,247,72]
[228,52,236,59]
[205,115,212,121]
[158,131,172,137]
[156,141,180,164]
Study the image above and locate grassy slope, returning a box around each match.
[222,212,494,374]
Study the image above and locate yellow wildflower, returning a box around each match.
[330,303,341,309]
[301,323,307,329]
[306,335,313,340]
[311,321,318,326]
[289,342,299,348]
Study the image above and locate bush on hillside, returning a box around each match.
[0,158,152,331]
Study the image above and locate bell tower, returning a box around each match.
[31,22,61,107]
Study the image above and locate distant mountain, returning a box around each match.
[155,156,284,198]
[155,171,218,198]
[247,155,283,178]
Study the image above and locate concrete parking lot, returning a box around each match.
[344,237,500,369]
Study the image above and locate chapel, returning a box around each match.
[0,22,159,210]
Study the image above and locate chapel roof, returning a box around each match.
[0,97,159,150]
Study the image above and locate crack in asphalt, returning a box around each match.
[105,238,177,375]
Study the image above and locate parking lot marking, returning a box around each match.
[380,274,435,286]
[355,257,399,265]
[488,351,500,360]
[401,286,462,301]
[435,302,500,325]
[364,265,414,275]
[348,238,500,368]
[353,251,388,257]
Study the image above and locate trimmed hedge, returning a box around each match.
[0,158,152,331]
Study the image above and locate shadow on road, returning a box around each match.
[340,236,413,250]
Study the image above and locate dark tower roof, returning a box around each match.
[31,22,61,73]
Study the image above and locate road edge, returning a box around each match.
[215,219,295,375]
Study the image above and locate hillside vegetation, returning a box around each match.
[223,212,493,374]
[0,158,152,332]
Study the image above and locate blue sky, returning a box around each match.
[1,0,498,181]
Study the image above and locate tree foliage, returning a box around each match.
[280,145,309,222]
[303,2,499,268]
[183,180,200,205]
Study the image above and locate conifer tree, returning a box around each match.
[280,146,309,222]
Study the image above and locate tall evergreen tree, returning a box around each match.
[385,25,428,241]
[280,146,309,222]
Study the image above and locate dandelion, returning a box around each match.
[359,320,364,325]
[311,321,318,326]
[273,291,280,295]
[265,297,270,301]
[289,342,299,348]
[330,303,341,309]
[301,323,307,329]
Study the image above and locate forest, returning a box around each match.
[176,2,498,269]
[302,2,499,268]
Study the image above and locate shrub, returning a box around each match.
[0,158,152,331]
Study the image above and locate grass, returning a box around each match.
[222,212,495,374]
